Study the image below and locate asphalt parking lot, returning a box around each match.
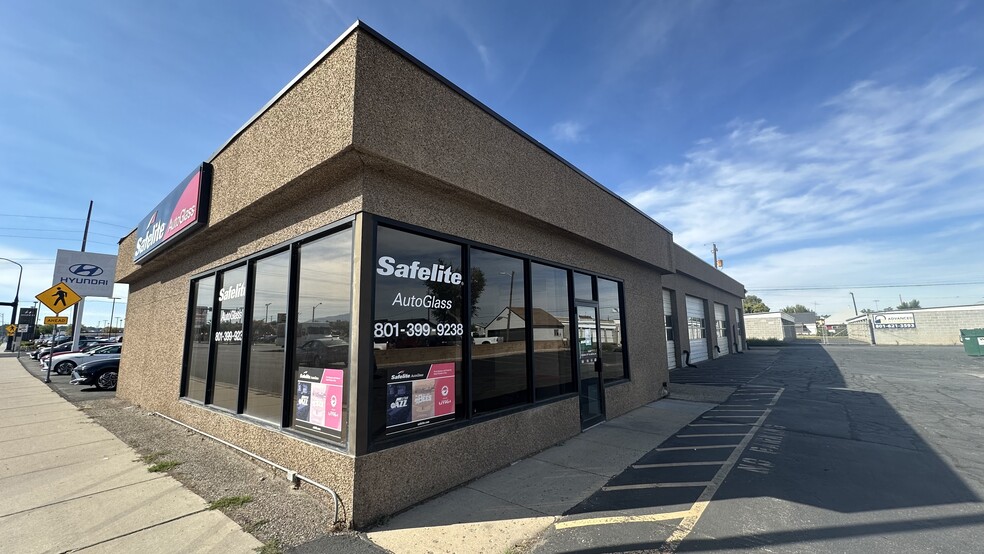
[15,351,116,402]
[530,343,984,553]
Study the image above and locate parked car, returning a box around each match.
[295,338,349,368]
[32,338,73,359]
[70,358,119,390]
[39,341,105,367]
[47,344,122,375]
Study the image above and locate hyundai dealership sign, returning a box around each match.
[133,163,212,263]
[52,250,118,297]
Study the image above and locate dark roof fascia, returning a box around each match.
[203,20,672,235]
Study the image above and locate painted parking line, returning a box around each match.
[549,386,786,550]
[675,433,748,438]
[602,481,712,492]
[632,461,724,469]
[555,510,693,530]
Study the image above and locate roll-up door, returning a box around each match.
[685,296,708,363]
[734,307,743,352]
[714,302,730,356]
[663,290,676,369]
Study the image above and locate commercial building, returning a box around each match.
[743,312,797,342]
[115,22,746,527]
[846,305,984,345]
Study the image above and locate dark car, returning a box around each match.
[295,338,349,369]
[70,358,119,390]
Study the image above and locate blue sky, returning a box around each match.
[2,0,983,329]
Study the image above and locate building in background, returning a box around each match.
[847,305,984,345]
[744,312,797,342]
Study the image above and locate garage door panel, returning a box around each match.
[685,296,708,363]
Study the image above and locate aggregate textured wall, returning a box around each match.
[662,245,746,365]
[350,30,674,272]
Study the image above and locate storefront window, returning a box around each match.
[291,229,354,441]
[244,250,290,423]
[573,272,593,300]
[212,265,247,411]
[531,263,574,400]
[184,276,214,402]
[470,249,528,414]
[597,278,627,382]
[372,226,463,438]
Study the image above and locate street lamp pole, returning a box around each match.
[264,302,272,323]
[849,292,858,316]
[312,302,322,323]
[0,257,23,352]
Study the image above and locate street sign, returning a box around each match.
[44,316,69,325]
[18,324,28,333]
[4,324,15,337]
[36,282,82,314]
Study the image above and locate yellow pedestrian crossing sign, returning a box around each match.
[36,283,82,314]
[4,324,15,337]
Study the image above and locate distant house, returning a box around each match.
[786,311,818,335]
[484,307,565,342]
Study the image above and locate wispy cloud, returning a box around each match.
[628,68,984,257]
[551,120,586,143]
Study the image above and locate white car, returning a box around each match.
[47,344,122,375]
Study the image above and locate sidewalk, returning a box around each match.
[0,353,262,553]
[294,388,728,553]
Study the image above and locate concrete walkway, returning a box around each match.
[0,353,262,553]
[358,395,720,554]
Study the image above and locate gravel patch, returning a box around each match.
[73,396,345,552]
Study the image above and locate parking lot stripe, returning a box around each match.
[654,445,736,451]
[555,510,693,530]
[632,461,724,469]
[660,402,780,552]
[602,481,712,491]
[676,433,747,438]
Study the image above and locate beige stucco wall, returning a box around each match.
[350,30,674,273]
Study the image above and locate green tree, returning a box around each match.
[743,294,770,313]
[897,299,921,310]
[781,304,811,314]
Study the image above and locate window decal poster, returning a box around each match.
[296,368,344,439]
[386,362,455,432]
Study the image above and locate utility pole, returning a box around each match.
[71,201,93,350]
[711,243,719,269]
[850,292,858,316]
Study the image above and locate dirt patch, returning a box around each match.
[75,396,340,551]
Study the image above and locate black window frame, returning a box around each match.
[178,217,356,450]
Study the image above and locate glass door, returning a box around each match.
[576,304,605,429]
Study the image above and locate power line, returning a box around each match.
[0,214,131,229]
[751,281,984,292]
[0,234,119,247]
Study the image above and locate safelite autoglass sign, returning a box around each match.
[133,163,212,263]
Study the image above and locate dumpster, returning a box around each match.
[959,328,984,356]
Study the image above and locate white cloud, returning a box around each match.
[626,68,984,317]
[629,68,984,256]
[551,120,586,143]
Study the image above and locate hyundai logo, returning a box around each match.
[69,264,104,277]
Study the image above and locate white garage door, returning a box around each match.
[714,302,730,356]
[685,295,708,363]
[663,290,676,369]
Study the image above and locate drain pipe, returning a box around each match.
[153,412,340,525]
